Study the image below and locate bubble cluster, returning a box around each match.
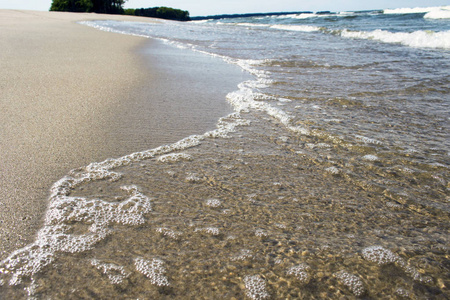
[243,275,270,300]
[287,263,310,283]
[157,153,192,163]
[362,154,379,161]
[325,166,340,174]
[156,227,182,239]
[255,229,268,237]
[231,249,253,261]
[134,257,170,287]
[205,198,222,208]
[362,246,399,265]
[333,270,365,296]
[186,173,202,183]
[194,227,220,236]
[362,246,431,283]
[91,259,129,284]
[355,135,383,145]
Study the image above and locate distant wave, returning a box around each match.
[270,24,321,32]
[340,29,450,49]
[236,22,270,27]
[424,7,450,19]
[383,5,450,16]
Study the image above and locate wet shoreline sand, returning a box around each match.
[0,10,246,259]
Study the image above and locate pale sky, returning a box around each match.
[0,0,449,16]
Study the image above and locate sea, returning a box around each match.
[1,5,449,299]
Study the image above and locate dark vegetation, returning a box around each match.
[124,7,190,21]
[49,0,190,21]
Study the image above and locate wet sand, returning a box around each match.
[0,10,246,259]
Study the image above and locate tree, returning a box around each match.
[50,0,93,12]
[50,0,127,14]
[133,6,190,21]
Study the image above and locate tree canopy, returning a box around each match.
[49,0,191,21]
[126,7,190,21]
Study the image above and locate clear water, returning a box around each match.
[1,6,449,299]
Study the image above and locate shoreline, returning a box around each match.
[0,10,247,259]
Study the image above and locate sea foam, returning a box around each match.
[383,6,450,15]
[340,28,450,49]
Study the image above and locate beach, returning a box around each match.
[0,8,448,299]
[0,10,244,259]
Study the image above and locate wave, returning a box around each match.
[424,7,450,19]
[270,24,321,32]
[383,5,450,15]
[235,22,270,27]
[340,29,450,49]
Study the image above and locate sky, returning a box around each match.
[0,0,449,16]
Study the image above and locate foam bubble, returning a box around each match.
[362,246,399,265]
[271,24,321,32]
[334,270,365,296]
[185,173,202,183]
[194,227,220,236]
[362,154,379,161]
[355,135,383,145]
[286,263,310,283]
[157,153,192,163]
[134,257,170,286]
[243,275,270,300]
[325,166,340,175]
[231,249,253,261]
[255,229,268,237]
[341,28,450,50]
[205,198,222,208]
[91,259,130,284]
[156,227,182,239]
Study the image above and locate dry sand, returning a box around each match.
[0,10,244,259]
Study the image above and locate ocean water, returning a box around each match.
[1,6,449,299]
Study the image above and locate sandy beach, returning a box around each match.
[0,10,243,259]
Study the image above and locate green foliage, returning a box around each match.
[49,0,190,21]
[124,8,135,15]
[50,0,125,14]
[50,0,93,12]
[134,6,190,21]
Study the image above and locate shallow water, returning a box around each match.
[1,6,449,299]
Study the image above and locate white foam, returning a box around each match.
[384,6,450,14]
[424,7,450,19]
[205,198,222,208]
[362,154,379,161]
[325,166,340,175]
[91,259,130,284]
[156,227,182,239]
[231,249,253,261]
[287,263,310,283]
[236,22,270,28]
[243,275,270,300]
[134,257,170,286]
[334,270,365,296]
[362,245,400,265]
[271,24,321,32]
[255,229,268,237]
[362,246,430,282]
[341,28,450,49]
[194,227,220,235]
[355,135,383,145]
[157,152,192,163]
